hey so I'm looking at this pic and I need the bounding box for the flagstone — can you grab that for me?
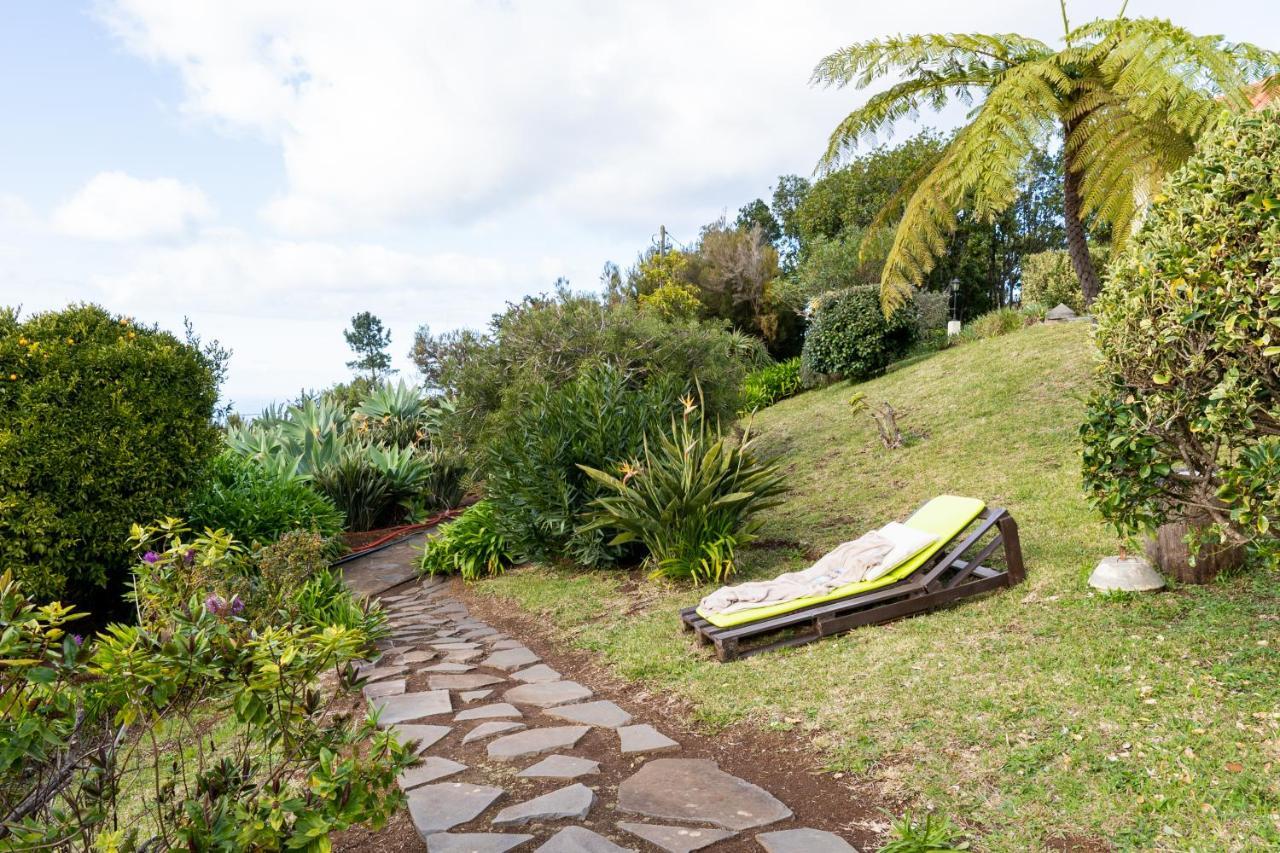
[535,827,634,852]
[482,647,540,671]
[517,754,600,780]
[462,721,527,744]
[406,782,504,835]
[616,759,791,831]
[755,828,858,852]
[617,724,678,754]
[545,700,631,728]
[424,833,534,853]
[502,680,592,708]
[429,674,506,691]
[616,823,735,853]
[390,724,451,753]
[492,783,594,826]
[398,756,468,789]
[460,689,494,703]
[424,662,476,674]
[511,664,561,684]
[363,678,406,700]
[373,691,452,725]
[455,703,521,721]
[487,725,590,760]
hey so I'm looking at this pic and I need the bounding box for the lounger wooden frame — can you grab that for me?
[680,507,1025,662]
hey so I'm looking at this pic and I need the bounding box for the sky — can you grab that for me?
[3,1,1279,413]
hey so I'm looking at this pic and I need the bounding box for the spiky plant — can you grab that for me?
[813,4,1280,312]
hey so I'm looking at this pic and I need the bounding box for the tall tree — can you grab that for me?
[813,12,1280,312]
[344,311,394,382]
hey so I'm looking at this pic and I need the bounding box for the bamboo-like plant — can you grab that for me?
[813,3,1280,312]
[579,397,786,584]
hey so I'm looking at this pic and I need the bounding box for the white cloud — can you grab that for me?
[53,171,214,241]
[100,0,1042,238]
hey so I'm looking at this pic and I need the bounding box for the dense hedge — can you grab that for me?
[1020,248,1107,314]
[1081,111,1280,562]
[800,285,916,383]
[0,304,221,600]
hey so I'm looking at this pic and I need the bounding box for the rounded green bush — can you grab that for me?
[800,285,916,382]
[0,304,221,601]
[1081,111,1280,562]
[1020,248,1106,314]
[186,452,345,547]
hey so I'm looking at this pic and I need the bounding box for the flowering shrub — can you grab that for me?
[0,550,410,848]
[0,304,221,601]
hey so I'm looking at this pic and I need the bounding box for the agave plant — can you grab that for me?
[579,399,787,584]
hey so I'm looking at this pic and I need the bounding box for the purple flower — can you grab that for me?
[229,595,245,616]
[71,634,83,647]
[142,551,159,564]
[204,594,226,615]
[183,549,195,565]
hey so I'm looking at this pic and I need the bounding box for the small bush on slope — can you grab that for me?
[800,285,916,384]
[420,500,514,581]
[740,357,803,412]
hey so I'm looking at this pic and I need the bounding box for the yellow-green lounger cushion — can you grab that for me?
[696,495,986,628]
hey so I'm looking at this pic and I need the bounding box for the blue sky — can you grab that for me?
[3,1,1278,412]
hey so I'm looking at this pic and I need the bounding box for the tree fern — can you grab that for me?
[815,14,1280,314]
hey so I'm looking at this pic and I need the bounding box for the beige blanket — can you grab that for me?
[698,522,938,616]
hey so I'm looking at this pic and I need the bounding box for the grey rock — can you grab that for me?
[492,783,594,826]
[617,724,679,754]
[460,627,500,640]
[617,759,791,830]
[425,833,533,853]
[358,663,407,683]
[517,754,600,780]
[398,756,468,789]
[434,642,481,651]
[363,678,406,700]
[424,662,477,673]
[455,703,522,721]
[491,639,524,650]
[444,649,485,663]
[401,650,437,664]
[546,700,631,729]
[512,664,562,684]
[429,674,506,691]
[1088,555,1166,592]
[482,647,540,671]
[535,827,634,853]
[461,689,494,703]
[502,680,593,708]
[462,721,527,744]
[617,823,736,853]
[1045,302,1078,321]
[374,691,452,725]
[487,725,590,760]
[755,828,858,852]
[406,782,504,835]
[390,724,452,753]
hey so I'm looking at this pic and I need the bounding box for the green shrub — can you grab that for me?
[740,357,803,412]
[0,304,222,601]
[800,285,916,383]
[1020,248,1107,314]
[420,500,514,580]
[1081,111,1280,564]
[637,281,703,321]
[411,289,755,433]
[186,452,345,546]
[293,566,389,639]
[580,403,785,584]
[251,529,330,618]
[913,289,951,337]
[965,307,1026,340]
[485,365,682,567]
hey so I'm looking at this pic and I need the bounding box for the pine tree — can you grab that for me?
[344,311,395,382]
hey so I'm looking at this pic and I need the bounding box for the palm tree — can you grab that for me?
[813,6,1280,312]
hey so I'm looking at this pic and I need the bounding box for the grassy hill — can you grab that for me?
[478,322,1280,850]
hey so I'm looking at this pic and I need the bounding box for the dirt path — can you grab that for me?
[335,565,883,852]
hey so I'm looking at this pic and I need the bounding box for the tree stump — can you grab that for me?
[1144,513,1244,584]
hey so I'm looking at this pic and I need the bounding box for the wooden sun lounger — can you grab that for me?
[679,507,1025,662]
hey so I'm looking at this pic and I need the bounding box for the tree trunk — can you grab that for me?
[1061,123,1102,307]
[1144,512,1245,584]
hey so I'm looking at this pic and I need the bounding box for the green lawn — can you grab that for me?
[477,322,1280,851]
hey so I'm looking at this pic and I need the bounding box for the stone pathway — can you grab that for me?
[359,574,860,852]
